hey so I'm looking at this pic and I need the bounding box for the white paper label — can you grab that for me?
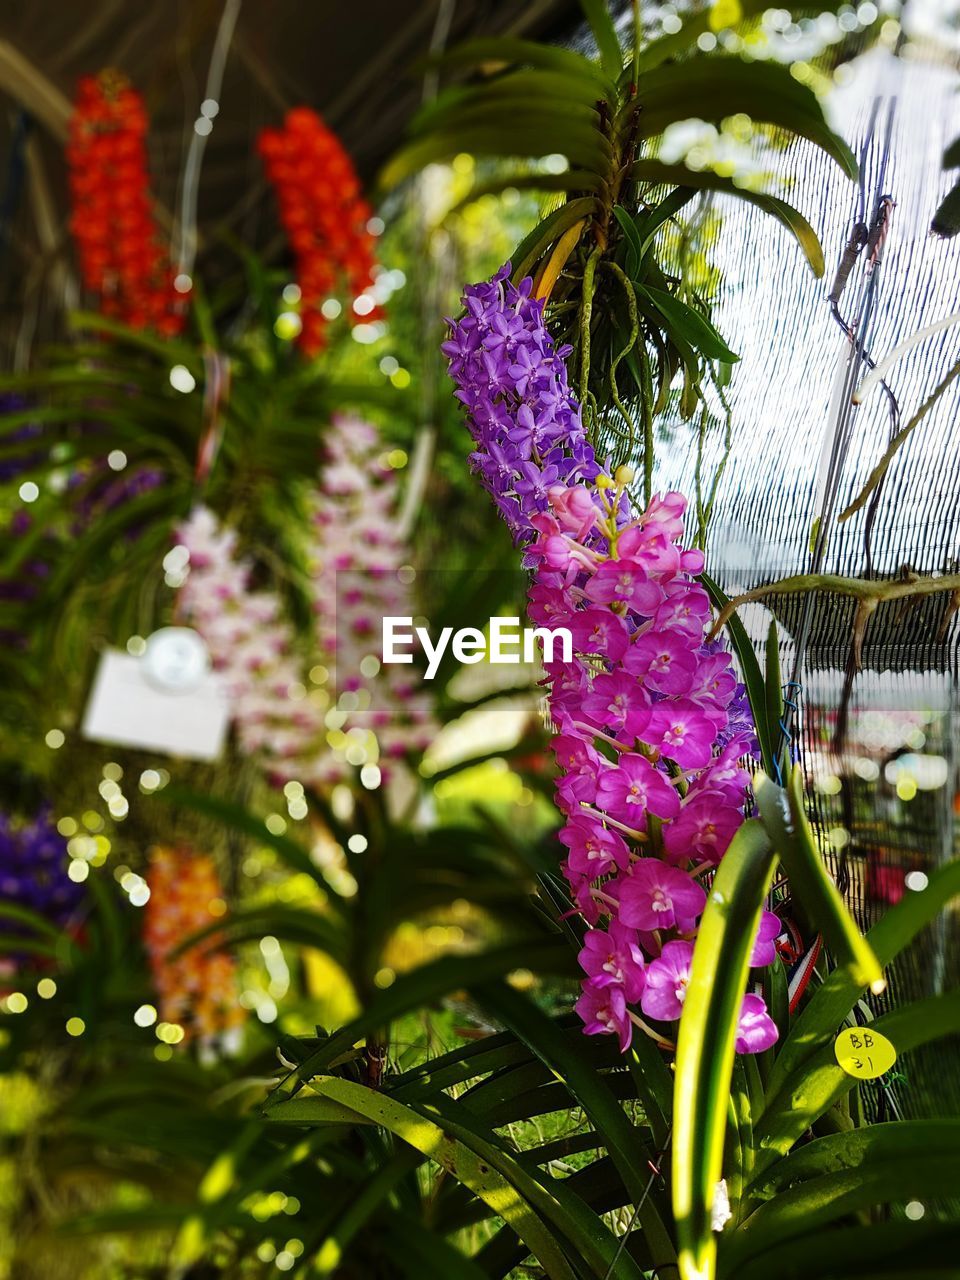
[82,648,230,761]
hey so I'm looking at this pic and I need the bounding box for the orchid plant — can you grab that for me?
[444,263,774,1061]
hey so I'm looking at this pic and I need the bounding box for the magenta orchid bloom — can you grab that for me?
[640,940,695,1021]
[569,607,631,660]
[735,992,779,1053]
[575,977,633,1052]
[547,483,600,538]
[622,630,698,696]
[551,734,603,802]
[750,910,783,967]
[596,752,682,824]
[578,922,646,1002]
[644,698,718,769]
[662,796,744,866]
[653,582,713,637]
[617,524,682,575]
[559,814,630,877]
[583,559,664,613]
[582,671,652,742]
[617,860,707,932]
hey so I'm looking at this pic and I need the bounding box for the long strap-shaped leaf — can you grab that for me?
[265,937,573,1102]
[755,767,883,991]
[631,161,825,277]
[700,573,775,775]
[747,1119,960,1197]
[723,1123,960,1274]
[378,1205,493,1280]
[633,57,856,178]
[672,819,775,1280]
[722,1220,960,1280]
[269,1078,647,1280]
[428,36,616,96]
[473,980,679,1277]
[578,0,623,81]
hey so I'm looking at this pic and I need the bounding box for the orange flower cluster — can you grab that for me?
[66,71,186,335]
[258,107,382,355]
[143,846,244,1045]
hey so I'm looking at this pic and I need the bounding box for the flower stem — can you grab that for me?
[629,1010,675,1049]
[579,805,648,842]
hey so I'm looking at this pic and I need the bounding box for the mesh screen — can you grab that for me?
[642,47,960,1119]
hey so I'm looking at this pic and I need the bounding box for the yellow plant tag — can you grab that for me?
[834,1027,897,1079]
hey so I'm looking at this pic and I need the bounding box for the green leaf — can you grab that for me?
[270,1076,647,1279]
[725,1121,960,1272]
[672,819,775,1280]
[701,572,775,774]
[638,285,739,362]
[763,620,784,780]
[266,937,574,1101]
[748,1120,960,1198]
[633,1,849,78]
[635,185,698,254]
[67,310,202,368]
[634,57,857,179]
[510,197,599,282]
[721,1221,960,1280]
[393,1028,534,1099]
[379,1208,493,1280]
[430,36,616,96]
[311,1150,422,1276]
[381,124,609,189]
[613,204,645,277]
[447,169,603,212]
[170,904,348,967]
[416,92,604,138]
[269,1087,577,1280]
[578,0,623,81]
[636,161,826,276]
[755,767,883,992]
[148,787,338,900]
[413,68,605,128]
[932,178,960,238]
[626,1021,674,1148]
[0,901,83,952]
[472,981,678,1273]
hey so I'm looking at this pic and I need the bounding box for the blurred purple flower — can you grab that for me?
[0,809,84,939]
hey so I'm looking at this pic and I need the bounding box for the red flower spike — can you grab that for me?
[66,70,187,335]
[258,107,383,356]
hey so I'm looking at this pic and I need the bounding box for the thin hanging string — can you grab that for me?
[397,0,458,539]
[172,0,242,292]
[777,98,898,771]
[601,1125,672,1280]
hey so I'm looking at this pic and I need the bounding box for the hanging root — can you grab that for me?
[600,259,641,468]
[578,244,602,418]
